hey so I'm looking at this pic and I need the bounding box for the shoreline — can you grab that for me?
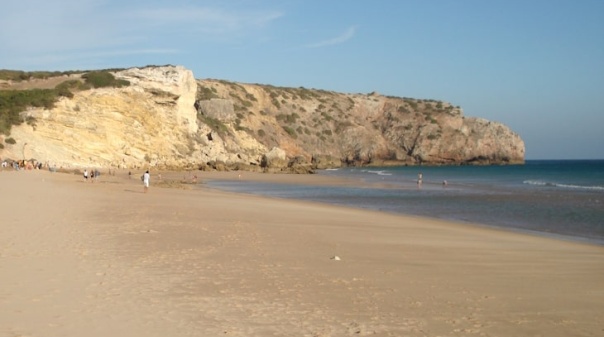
[2,169,603,336]
[195,170,604,248]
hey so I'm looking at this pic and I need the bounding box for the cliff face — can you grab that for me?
[3,66,201,169]
[195,80,525,169]
[0,66,524,171]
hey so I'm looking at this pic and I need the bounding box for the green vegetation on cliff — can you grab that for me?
[0,89,56,135]
[0,70,79,82]
[0,71,130,138]
[81,71,130,89]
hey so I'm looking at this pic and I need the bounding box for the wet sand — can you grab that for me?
[1,169,603,336]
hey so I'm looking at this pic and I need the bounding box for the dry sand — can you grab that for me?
[1,169,603,337]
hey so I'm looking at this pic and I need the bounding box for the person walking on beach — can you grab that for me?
[143,170,150,193]
[83,169,88,182]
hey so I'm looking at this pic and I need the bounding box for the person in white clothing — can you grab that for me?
[143,170,150,193]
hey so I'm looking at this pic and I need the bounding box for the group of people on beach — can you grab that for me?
[127,170,151,193]
[83,169,102,182]
[87,168,150,193]
[1,158,55,171]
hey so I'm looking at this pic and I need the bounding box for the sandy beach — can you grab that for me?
[1,169,603,337]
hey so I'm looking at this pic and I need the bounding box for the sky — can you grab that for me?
[1,0,602,159]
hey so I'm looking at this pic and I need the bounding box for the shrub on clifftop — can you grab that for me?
[0,89,57,134]
[82,71,130,88]
[0,70,130,136]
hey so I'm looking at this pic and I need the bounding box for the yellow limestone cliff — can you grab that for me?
[1,65,524,171]
[5,66,206,169]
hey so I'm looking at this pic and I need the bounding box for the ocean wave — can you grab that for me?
[366,170,392,176]
[523,180,604,191]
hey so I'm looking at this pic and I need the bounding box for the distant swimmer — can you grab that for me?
[442,180,448,187]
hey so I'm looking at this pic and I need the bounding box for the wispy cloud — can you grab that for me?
[0,0,113,53]
[130,6,283,36]
[13,48,181,71]
[305,26,356,49]
[0,0,282,69]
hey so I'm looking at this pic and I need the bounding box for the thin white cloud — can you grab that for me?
[305,26,356,49]
[132,6,283,35]
[13,48,181,70]
[0,0,282,69]
[0,0,113,53]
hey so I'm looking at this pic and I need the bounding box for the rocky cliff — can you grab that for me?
[0,65,525,172]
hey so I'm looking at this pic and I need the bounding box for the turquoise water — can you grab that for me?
[205,160,604,245]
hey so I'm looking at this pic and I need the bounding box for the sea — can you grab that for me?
[205,160,604,246]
